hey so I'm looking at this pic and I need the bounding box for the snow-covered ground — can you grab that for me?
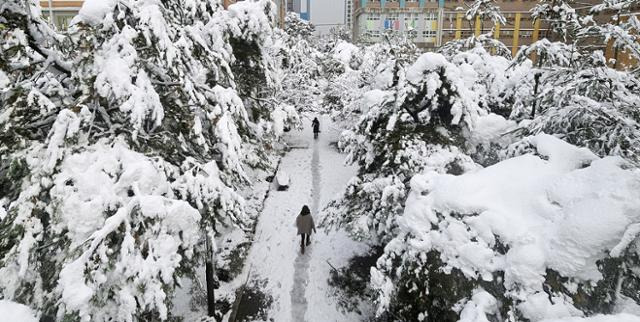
[236,115,371,321]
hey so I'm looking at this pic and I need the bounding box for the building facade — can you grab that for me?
[351,0,639,59]
[40,0,305,30]
[39,0,82,30]
[345,0,354,30]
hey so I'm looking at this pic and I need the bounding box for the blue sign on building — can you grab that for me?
[300,12,309,20]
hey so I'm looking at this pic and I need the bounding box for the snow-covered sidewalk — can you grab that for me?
[236,116,370,321]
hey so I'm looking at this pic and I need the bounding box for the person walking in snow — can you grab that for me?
[312,117,320,139]
[296,205,316,254]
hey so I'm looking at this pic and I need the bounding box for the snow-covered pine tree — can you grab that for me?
[0,0,284,320]
[274,13,322,114]
[0,2,72,317]
[524,50,640,164]
[324,51,480,242]
[325,37,419,127]
[530,0,581,42]
[225,0,281,124]
[324,50,488,320]
[0,0,71,198]
[465,0,507,33]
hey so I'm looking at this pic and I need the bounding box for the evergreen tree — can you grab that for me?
[324,51,481,242]
[0,0,285,320]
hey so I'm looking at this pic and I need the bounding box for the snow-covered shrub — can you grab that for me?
[371,134,640,321]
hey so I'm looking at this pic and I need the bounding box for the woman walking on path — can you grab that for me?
[312,117,320,139]
[296,205,316,254]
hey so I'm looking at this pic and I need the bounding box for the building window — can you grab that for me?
[384,14,400,30]
[424,11,437,21]
[422,30,437,37]
[42,11,78,30]
[405,13,418,30]
[366,14,380,30]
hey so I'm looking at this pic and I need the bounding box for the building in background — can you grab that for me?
[39,0,306,30]
[39,0,82,30]
[287,0,311,20]
[352,0,444,48]
[351,0,639,60]
[345,0,353,31]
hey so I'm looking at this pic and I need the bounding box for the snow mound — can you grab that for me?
[390,133,640,319]
[0,300,38,322]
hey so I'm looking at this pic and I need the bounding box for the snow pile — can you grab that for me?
[373,133,640,320]
[0,300,38,322]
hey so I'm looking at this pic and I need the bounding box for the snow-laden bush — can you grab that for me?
[372,134,640,321]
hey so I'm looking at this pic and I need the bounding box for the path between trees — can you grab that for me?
[235,116,372,321]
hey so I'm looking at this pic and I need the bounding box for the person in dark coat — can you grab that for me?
[296,205,316,254]
[312,117,320,139]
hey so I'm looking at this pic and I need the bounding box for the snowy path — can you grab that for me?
[237,117,372,322]
[290,135,320,321]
